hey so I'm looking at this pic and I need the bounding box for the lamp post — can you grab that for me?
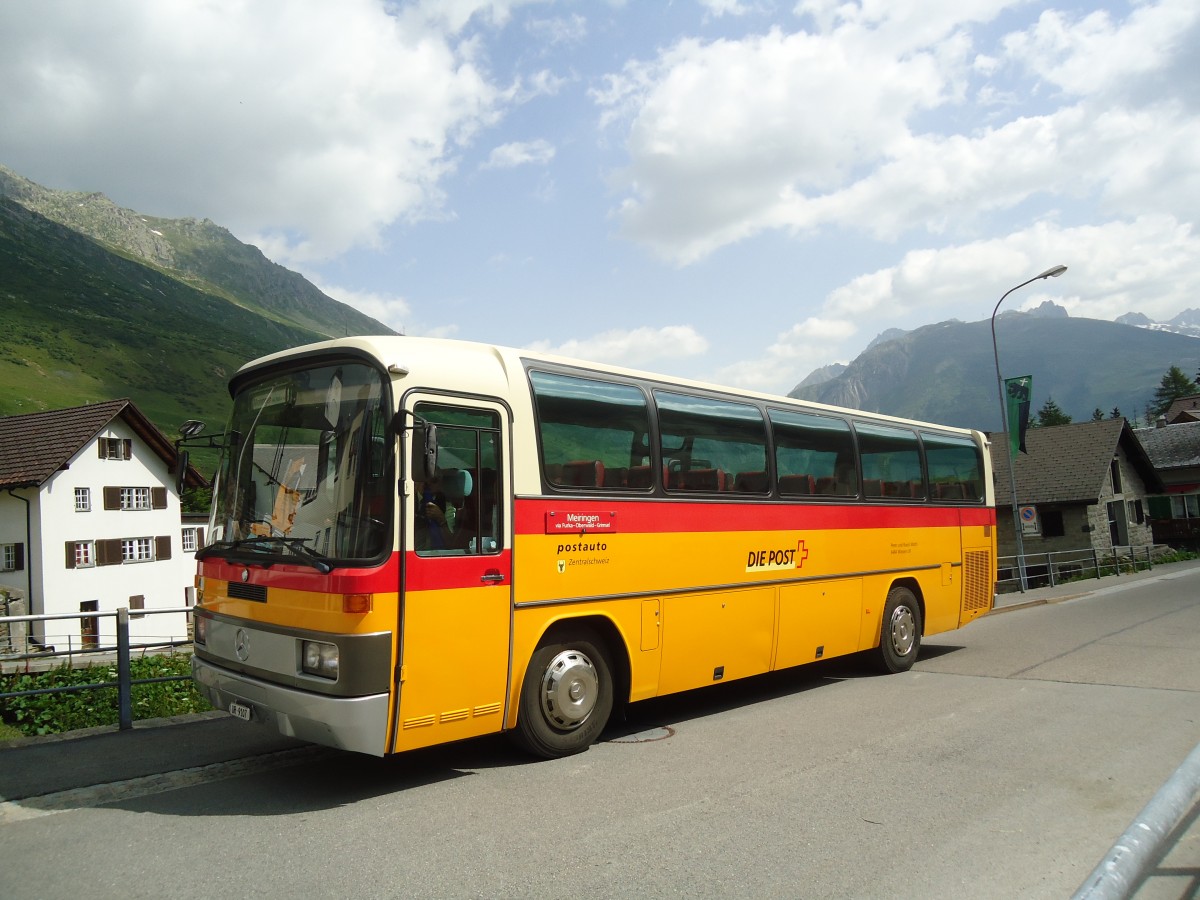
[991,265,1067,592]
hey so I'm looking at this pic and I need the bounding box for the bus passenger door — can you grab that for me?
[392,396,512,753]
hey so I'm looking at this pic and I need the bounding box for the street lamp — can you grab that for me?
[991,264,1068,592]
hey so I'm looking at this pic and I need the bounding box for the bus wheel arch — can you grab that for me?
[874,580,924,674]
[511,616,627,759]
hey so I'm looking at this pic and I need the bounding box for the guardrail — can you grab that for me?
[1072,740,1200,899]
[996,545,1165,594]
[0,606,192,731]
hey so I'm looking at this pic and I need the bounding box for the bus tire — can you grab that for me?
[513,631,614,759]
[875,585,921,674]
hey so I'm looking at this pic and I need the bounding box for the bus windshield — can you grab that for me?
[205,360,393,566]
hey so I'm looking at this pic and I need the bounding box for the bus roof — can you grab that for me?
[232,334,986,441]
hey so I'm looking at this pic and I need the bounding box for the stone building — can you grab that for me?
[1134,418,1200,550]
[988,419,1161,569]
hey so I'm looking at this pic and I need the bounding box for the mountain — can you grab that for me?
[0,165,397,439]
[789,314,1200,431]
[1116,308,1200,339]
[0,165,392,338]
[792,362,847,392]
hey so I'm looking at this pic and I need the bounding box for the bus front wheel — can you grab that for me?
[513,631,614,759]
[875,586,921,674]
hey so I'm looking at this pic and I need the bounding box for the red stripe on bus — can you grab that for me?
[515,498,995,534]
[200,556,400,593]
[403,550,514,592]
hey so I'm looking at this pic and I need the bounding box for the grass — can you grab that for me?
[0,654,212,737]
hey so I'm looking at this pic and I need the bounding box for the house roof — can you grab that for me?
[0,399,206,490]
[1164,394,1200,425]
[989,418,1162,506]
[1134,420,1200,469]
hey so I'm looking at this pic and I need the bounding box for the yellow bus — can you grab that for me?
[191,336,995,758]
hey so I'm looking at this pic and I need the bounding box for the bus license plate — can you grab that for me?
[229,700,252,722]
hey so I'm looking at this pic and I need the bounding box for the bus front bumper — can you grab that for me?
[192,656,390,757]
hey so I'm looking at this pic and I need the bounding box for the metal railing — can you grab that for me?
[1072,740,1200,899]
[996,545,1167,594]
[0,606,193,731]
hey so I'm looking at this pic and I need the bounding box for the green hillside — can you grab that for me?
[0,164,401,450]
[0,195,322,434]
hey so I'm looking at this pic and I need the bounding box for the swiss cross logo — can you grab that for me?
[745,537,811,573]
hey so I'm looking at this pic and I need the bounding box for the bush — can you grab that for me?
[0,653,211,737]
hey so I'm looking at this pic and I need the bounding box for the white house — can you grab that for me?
[0,399,206,652]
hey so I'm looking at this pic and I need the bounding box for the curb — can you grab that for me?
[0,710,225,750]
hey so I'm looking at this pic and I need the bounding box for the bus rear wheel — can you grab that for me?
[513,631,613,759]
[875,586,921,674]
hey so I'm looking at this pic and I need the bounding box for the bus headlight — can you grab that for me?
[194,615,208,646]
[301,640,339,680]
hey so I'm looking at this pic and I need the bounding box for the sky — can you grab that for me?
[1,0,1198,396]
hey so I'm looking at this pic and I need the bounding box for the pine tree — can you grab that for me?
[1036,396,1072,427]
[1151,365,1199,417]
[1109,407,1122,420]
[1091,408,1104,421]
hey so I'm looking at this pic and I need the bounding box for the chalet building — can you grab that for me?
[1161,394,1200,425]
[1134,419,1200,550]
[0,399,205,651]
[988,419,1161,567]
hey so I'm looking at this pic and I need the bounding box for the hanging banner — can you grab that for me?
[1005,375,1032,456]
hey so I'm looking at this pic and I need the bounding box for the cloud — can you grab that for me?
[1003,0,1199,99]
[724,214,1200,394]
[698,0,750,17]
[0,0,522,265]
[481,139,556,170]
[594,1,1199,265]
[309,278,413,334]
[821,216,1200,326]
[526,325,710,369]
[526,13,588,47]
[717,317,858,393]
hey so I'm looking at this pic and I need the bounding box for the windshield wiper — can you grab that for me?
[269,537,333,574]
[195,538,273,563]
[195,536,332,573]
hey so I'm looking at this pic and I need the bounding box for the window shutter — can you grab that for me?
[98,440,106,459]
[152,487,168,509]
[156,535,172,561]
[196,527,206,548]
[122,439,132,460]
[66,542,77,570]
[97,539,122,567]
[103,487,121,510]
[13,544,23,571]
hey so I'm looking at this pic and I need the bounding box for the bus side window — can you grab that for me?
[769,409,856,498]
[412,404,503,555]
[530,371,651,492]
[656,391,766,494]
[857,423,923,501]
[922,431,984,502]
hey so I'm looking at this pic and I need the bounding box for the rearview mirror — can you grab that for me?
[412,422,438,482]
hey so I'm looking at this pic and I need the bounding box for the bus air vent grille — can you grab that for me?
[228,582,268,603]
[963,551,992,613]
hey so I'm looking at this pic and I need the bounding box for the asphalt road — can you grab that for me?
[2,562,1199,899]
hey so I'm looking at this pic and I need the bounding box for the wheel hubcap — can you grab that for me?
[889,605,916,656]
[540,649,599,730]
